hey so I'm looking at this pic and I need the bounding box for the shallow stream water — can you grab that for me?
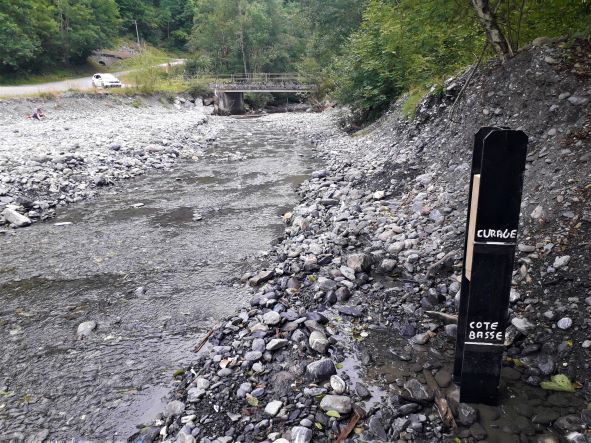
[0,116,316,441]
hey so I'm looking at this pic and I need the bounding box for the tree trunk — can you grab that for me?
[238,2,248,74]
[471,0,513,62]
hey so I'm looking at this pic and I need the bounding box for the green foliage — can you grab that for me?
[2,0,590,113]
[332,0,484,115]
[116,0,195,49]
[190,0,308,74]
[54,0,121,63]
[0,0,58,71]
[332,0,591,117]
[185,78,211,97]
[0,0,120,74]
[402,88,428,120]
[244,91,273,109]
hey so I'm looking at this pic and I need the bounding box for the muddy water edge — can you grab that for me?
[0,114,319,441]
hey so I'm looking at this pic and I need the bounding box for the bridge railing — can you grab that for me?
[208,73,306,83]
[193,72,317,92]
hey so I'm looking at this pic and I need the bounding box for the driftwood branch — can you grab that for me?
[423,369,457,430]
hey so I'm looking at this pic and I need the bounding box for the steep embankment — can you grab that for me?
[135,39,590,443]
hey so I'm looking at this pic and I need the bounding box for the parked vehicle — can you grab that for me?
[92,73,122,88]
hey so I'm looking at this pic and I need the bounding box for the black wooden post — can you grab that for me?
[453,127,528,405]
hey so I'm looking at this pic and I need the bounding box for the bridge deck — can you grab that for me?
[207,73,316,93]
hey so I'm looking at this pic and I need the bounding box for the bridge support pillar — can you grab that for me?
[216,91,244,115]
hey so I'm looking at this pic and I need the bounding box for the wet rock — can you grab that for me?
[469,422,487,440]
[553,415,584,432]
[336,287,351,302]
[355,382,371,399]
[306,358,336,381]
[565,433,588,443]
[368,415,388,440]
[2,208,31,227]
[319,395,352,414]
[532,408,560,425]
[403,379,433,402]
[457,403,478,426]
[76,320,97,338]
[434,369,452,388]
[537,354,556,375]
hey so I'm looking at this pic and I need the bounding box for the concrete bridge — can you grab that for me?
[208,73,316,114]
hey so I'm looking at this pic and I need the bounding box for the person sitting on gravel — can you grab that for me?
[30,108,46,120]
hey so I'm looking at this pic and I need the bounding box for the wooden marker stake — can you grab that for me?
[453,128,528,405]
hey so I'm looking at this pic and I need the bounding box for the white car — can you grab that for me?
[92,73,122,88]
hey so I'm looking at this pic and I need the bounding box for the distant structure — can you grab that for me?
[208,73,316,114]
[89,49,135,67]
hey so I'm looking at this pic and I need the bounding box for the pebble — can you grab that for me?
[330,375,347,394]
[264,400,283,417]
[263,311,282,325]
[308,330,329,354]
[511,317,535,334]
[76,321,97,338]
[306,358,336,381]
[1,208,31,227]
[291,426,312,443]
[553,255,571,269]
[319,395,352,414]
[567,95,589,106]
[266,338,289,351]
[165,400,185,417]
[403,379,433,402]
[557,317,573,330]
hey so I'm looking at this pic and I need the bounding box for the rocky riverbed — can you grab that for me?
[129,40,590,443]
[0,98,335,441]
[0,94,219,227]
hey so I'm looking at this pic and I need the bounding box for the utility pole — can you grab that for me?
[133,20,140,47]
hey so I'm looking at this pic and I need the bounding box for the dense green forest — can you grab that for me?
[1,0,590,114]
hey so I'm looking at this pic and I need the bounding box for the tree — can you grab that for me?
[53,0,120,63]
[0,0,58,72]
[190,0,305,74]
[471,0,513,61]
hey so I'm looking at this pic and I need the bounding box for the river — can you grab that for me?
[0,115,317,441]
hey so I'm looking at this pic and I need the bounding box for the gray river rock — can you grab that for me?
[0,114,319,440]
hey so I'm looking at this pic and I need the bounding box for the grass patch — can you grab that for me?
[401,87,429,120]
[110,47,178,72]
